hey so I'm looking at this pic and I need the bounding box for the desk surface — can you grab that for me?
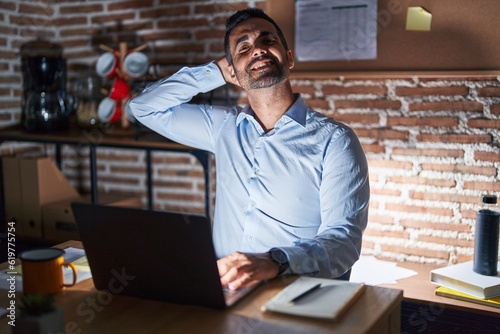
[380,261,500,317]
[0,241,403,334]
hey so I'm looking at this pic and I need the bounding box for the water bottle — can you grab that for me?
[473,194,500,276]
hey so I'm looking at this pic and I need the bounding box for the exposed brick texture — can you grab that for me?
[0,0,499,266]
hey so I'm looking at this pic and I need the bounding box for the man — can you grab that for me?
[129,8,369,290]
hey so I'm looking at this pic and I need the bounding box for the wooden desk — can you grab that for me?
[0,124,212,216]
[379,261,500,333]
[0,241,403,334]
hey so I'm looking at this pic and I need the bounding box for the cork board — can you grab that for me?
[266,0,500,72]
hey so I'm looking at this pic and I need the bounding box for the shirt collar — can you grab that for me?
[236,93,308,127]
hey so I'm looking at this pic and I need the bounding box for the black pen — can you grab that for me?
[287,283,322,305]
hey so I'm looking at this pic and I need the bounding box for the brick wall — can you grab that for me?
[291,75,500,265]
[0,0,499,265]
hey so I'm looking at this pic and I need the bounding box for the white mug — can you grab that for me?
[98,97,122,123]
[124,99,136,122]
[96,52,118,78]
[123,52,149,78]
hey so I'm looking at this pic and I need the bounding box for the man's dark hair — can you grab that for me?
[224,8,288,64]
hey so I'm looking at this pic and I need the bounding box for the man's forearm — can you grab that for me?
[128,61,226,141]
[129,62,226,118]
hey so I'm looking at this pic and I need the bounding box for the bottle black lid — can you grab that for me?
[482,194,498,204]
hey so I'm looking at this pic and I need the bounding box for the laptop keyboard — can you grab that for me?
[222,280,261,306]
[223,286,244,305]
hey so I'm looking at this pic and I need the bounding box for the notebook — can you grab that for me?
[71,203,260,309]
[261,277,365,320]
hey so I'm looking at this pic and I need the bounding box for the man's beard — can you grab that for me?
[235,55,288,90]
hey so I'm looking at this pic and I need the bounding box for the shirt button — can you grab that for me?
[247,235,252,241]
[255,169,261,176]
[252,201,257,208]
[206,69,211,75]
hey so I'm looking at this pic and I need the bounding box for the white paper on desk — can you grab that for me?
[63,247,86,263]
[295,0,377,61]
[54,247,93,288]
[0,247,92,292]
[350,256,417,285]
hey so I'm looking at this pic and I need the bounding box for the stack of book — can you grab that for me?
[430,260,500,308]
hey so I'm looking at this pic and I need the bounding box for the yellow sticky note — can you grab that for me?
[406,7,432,31]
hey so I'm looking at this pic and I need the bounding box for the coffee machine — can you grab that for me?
[20,39,69,131]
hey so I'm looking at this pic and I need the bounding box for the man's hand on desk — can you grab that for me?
[217,252,279,290]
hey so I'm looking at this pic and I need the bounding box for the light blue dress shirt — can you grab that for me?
[129,62,370,278]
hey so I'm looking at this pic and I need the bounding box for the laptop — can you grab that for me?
[71,203,260,309]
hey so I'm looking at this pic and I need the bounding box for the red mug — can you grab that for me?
[109,77,130,101]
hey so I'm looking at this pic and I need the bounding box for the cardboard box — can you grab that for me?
[2,156,23,226]
[2,156,79,239]
[42,193,142,242]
